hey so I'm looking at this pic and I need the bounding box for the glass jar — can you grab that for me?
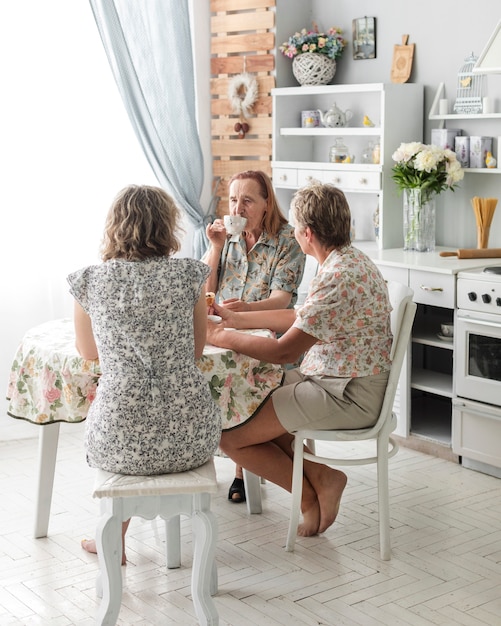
[372,142,381,164]
[329,138,350,163]
[361,141,375,164]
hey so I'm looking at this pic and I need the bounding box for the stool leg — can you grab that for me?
[95,503,123,626]
[34,422,60,538]
[166,515,181,568]
[191,494,218,625]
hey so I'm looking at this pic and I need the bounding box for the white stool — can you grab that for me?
[92,459,219,626]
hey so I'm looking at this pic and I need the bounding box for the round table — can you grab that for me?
[6,318,284,535]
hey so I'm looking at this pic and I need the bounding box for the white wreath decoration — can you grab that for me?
[228,72,258,119]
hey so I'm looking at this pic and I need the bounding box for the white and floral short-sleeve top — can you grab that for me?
[293,245,392,378]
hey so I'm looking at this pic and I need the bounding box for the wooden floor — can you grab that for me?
[1,423,501,625]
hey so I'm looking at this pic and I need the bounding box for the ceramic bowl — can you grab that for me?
[440,322,454,338]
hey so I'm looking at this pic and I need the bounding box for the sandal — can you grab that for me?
[228,477,246,503]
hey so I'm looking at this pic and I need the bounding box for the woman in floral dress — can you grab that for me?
[67,184,221,562]
[207,182,392,538]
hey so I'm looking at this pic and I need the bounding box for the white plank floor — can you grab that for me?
[1,422,501,625]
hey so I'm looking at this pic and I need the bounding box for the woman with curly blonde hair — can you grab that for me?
[68,185,221,563]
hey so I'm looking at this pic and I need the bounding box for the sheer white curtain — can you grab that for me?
[89,0,212,258]
[0,1,162,439]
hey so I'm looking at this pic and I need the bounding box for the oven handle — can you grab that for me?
[457,309,501,328]
[456,318,501,329]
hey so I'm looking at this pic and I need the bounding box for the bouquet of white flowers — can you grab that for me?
[391,142,464,198]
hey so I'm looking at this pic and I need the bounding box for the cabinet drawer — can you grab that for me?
[322,170,381,192]
[273,168,297,188]
[298,169,324,187]
[377,265,409,285]
[409,270,455,308]
[453,398,501,468]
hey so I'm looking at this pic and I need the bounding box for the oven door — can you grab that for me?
[455,310,501,406]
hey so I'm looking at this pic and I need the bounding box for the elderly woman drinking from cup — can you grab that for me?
[203,170,306,503]
[204,170,305,312]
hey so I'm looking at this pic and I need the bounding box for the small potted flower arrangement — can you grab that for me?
[279,23,347,86]
[391,142,464,251]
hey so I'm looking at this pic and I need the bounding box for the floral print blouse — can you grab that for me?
[294,245,392,378]
[214,224,305,307]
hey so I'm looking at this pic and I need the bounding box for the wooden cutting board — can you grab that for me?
[391,35,414,83]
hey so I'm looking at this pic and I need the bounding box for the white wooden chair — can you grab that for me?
[92,459,219,625]
[286,281,416,559]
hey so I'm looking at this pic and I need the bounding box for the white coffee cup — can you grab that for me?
[224,215,247,236]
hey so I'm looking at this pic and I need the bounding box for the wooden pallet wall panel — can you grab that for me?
[210,0,276,217]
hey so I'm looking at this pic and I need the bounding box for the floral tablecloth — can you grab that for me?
[6,318,284,430]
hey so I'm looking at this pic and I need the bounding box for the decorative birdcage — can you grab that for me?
[453,53,484,114]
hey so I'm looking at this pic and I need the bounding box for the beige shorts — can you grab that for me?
[271,369,390,432]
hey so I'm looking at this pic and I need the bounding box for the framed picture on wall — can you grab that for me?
[353,17,376,60]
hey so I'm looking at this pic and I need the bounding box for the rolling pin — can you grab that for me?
[439,248,501,259]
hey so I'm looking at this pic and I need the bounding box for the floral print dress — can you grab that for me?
[67,257,221,476]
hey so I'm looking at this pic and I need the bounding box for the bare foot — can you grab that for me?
[81,538,126,566]
[297,497,321,537]
[317,468,347,534]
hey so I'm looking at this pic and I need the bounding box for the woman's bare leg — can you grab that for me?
[221,400,346,536]
[272,433,347,535]
[81,518,130,565]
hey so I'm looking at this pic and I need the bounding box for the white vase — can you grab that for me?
[292,53,336,86]
[403,188,436,252]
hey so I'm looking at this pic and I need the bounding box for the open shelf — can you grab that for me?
[410,392,452,444]
[411,368,453,397]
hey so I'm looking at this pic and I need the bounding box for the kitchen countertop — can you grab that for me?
[365,245,501,274]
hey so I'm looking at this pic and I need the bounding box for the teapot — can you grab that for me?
[317,102,353,128]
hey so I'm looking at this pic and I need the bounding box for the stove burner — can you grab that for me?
[483,266,501,275]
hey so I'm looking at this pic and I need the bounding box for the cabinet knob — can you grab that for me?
[359,177,367,185]
[279,174,287,182]
[332,177,341,184]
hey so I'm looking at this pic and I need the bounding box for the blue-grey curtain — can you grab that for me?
[88,0,211,257]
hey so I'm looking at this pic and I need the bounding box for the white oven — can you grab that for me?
[455,309,501,406]
[453,267,501,474]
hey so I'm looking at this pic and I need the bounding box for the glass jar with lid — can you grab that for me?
[329,138,350,163]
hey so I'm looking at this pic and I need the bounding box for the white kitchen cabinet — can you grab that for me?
[373,249,499,456]
[272,83,423,249]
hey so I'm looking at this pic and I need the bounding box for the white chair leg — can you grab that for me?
[166,515,181,568]
[243,469,262,514]
[286,435,305,552]
[95,506,123,625]
[191,494,219,626]
[34,422,60,538]
[377,436,391,561]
